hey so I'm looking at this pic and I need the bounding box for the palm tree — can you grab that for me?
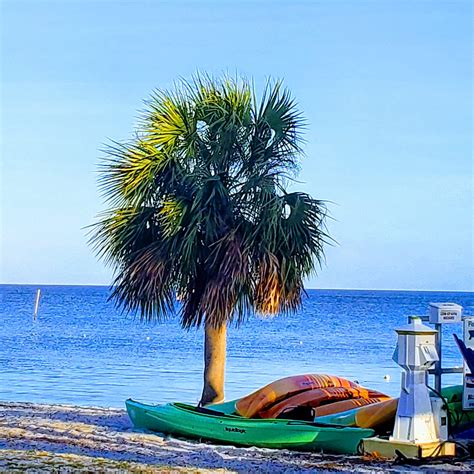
[91,75,330,406]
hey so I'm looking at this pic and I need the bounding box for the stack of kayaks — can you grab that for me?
[235,374,390,419]
[126,374,474,455]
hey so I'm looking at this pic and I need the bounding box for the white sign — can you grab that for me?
[429,303,463,324]
[462,317,474,410]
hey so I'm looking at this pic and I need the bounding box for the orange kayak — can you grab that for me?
[314,397,387,417]
[236,374,389,419]
[316,397,398,430]
[260,386,390,419]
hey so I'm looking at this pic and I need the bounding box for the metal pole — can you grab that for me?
[435,322,442,393]
[33,289,41,320]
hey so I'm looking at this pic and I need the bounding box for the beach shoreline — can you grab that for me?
[0,400,473,473]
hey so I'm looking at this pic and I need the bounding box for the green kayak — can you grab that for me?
[126,399,374,454]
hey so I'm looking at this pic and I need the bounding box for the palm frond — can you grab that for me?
[89,206,157,267]
[110,243,175,321]
[142,89,195,153]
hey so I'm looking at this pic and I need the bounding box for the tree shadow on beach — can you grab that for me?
[0,401,132,430]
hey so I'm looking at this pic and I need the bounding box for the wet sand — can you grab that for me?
[0,401,472,472]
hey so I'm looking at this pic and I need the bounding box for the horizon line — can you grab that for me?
[0,282,472,293]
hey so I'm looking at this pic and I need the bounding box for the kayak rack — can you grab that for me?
[409,315,463,393]
[408,306,473,393]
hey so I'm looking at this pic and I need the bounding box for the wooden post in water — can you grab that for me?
[33,289,41,319]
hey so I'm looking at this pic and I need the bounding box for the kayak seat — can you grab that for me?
[277,405,316,421]
[195,406,227,417]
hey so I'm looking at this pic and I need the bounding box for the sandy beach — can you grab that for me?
[0,400,472,473]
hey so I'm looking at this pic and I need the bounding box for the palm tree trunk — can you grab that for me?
[199,322,226,406]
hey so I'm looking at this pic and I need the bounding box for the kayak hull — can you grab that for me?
[126,399,374,454]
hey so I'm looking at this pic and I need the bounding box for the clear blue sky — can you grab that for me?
[1,1,472,291]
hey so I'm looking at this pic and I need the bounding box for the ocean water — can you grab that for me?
[1,285,473,408]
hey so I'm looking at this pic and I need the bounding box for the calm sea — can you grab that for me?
[1,285,473,408]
